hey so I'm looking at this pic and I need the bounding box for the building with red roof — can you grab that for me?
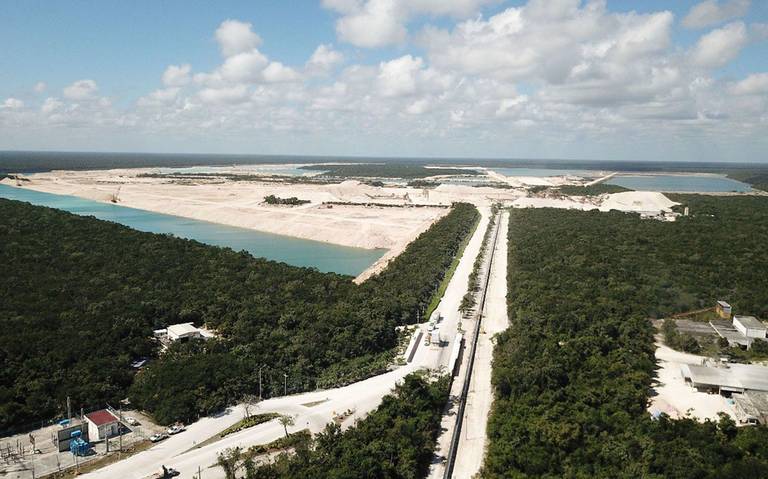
[84,409,119,441]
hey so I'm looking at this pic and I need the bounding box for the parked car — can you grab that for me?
[124,416,139,426]
[166,425,186,435]
[149,433,168,443]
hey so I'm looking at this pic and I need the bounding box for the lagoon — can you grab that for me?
[489,167,752,192]
[607,175,752,193]
[491,167,602,177]
[0,184,385,276]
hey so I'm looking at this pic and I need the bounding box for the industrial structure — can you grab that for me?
[716,300,732,319]
[733,392,768,426]
[55,420,90,453]
[677,311,768,350]
[84,409,120,441]
[68,430,90,456]
[681,362,768,396]
[733,315,767,339]
[153,322,215,343]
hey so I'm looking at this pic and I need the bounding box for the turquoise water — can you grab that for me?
[607,175,752,192]
[491,167,752,192]
[0,184,385,276]
[491,167,601,177]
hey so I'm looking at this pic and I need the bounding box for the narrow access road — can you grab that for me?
[584,172,617,186]
[83,207,491,479]
[452,211,509,478]
[428,209,502,479]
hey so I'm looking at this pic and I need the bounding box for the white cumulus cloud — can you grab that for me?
[198,85,249,104]
[323,0,494,48]
[218,50,270,83]
[306,44,345,75]
[378,55,424,97]
[691,21,748,69]
[729,73,768,95]
[263,62,300,83]
[215,20,262,57]
[63,79,98,100]
[41,97,63,114]
[162,64,192,87]
[682,0,751,29]
[2,98,24,109]
[138,87,181,107]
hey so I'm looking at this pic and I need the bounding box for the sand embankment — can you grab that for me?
[3,168,534,281]
[512,191,679,215]
[1,171,456,252]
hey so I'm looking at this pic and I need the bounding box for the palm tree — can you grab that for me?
[278,414,295,438]
[216,447,241,479]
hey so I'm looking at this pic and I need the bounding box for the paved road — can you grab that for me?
[452,211,509,478]
[83,207,491,479]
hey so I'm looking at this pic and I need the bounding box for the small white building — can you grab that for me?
[734,316,767,339]
[154,322,215,342]
[167,322,202,341]
[84,409,119,441]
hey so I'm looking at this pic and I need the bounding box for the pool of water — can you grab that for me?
[0,184,384,276]
[490,166,752,192]
[491,167,602,177]
[607,175,752,193]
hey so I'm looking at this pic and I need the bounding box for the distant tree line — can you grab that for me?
[300,163,480,179]
[484,195,768,478]
[726,171,768,192]
[0,199,477,430]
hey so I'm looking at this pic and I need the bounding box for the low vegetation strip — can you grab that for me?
[221,413,279,437]
[460,205,499,314]
[484,196,768,477]
[300,163,480,179]
[0,199,477,430]
[263,195,309,206]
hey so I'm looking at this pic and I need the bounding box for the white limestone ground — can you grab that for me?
[649,342,735,421]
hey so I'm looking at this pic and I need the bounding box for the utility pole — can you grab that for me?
[67,397,71,422]
[259,366,264,401]
[283,373,288,396]
[118,409,123,457]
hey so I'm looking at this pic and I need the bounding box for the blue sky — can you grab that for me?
[1,0,767,161]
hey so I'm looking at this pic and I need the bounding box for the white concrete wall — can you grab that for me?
[734,319,767,339]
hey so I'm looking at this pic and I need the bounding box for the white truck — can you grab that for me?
[429,328,441,346]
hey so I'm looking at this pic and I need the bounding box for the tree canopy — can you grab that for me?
[250,372,449,479]
[0,198,477,430]
[484,195,768,478]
